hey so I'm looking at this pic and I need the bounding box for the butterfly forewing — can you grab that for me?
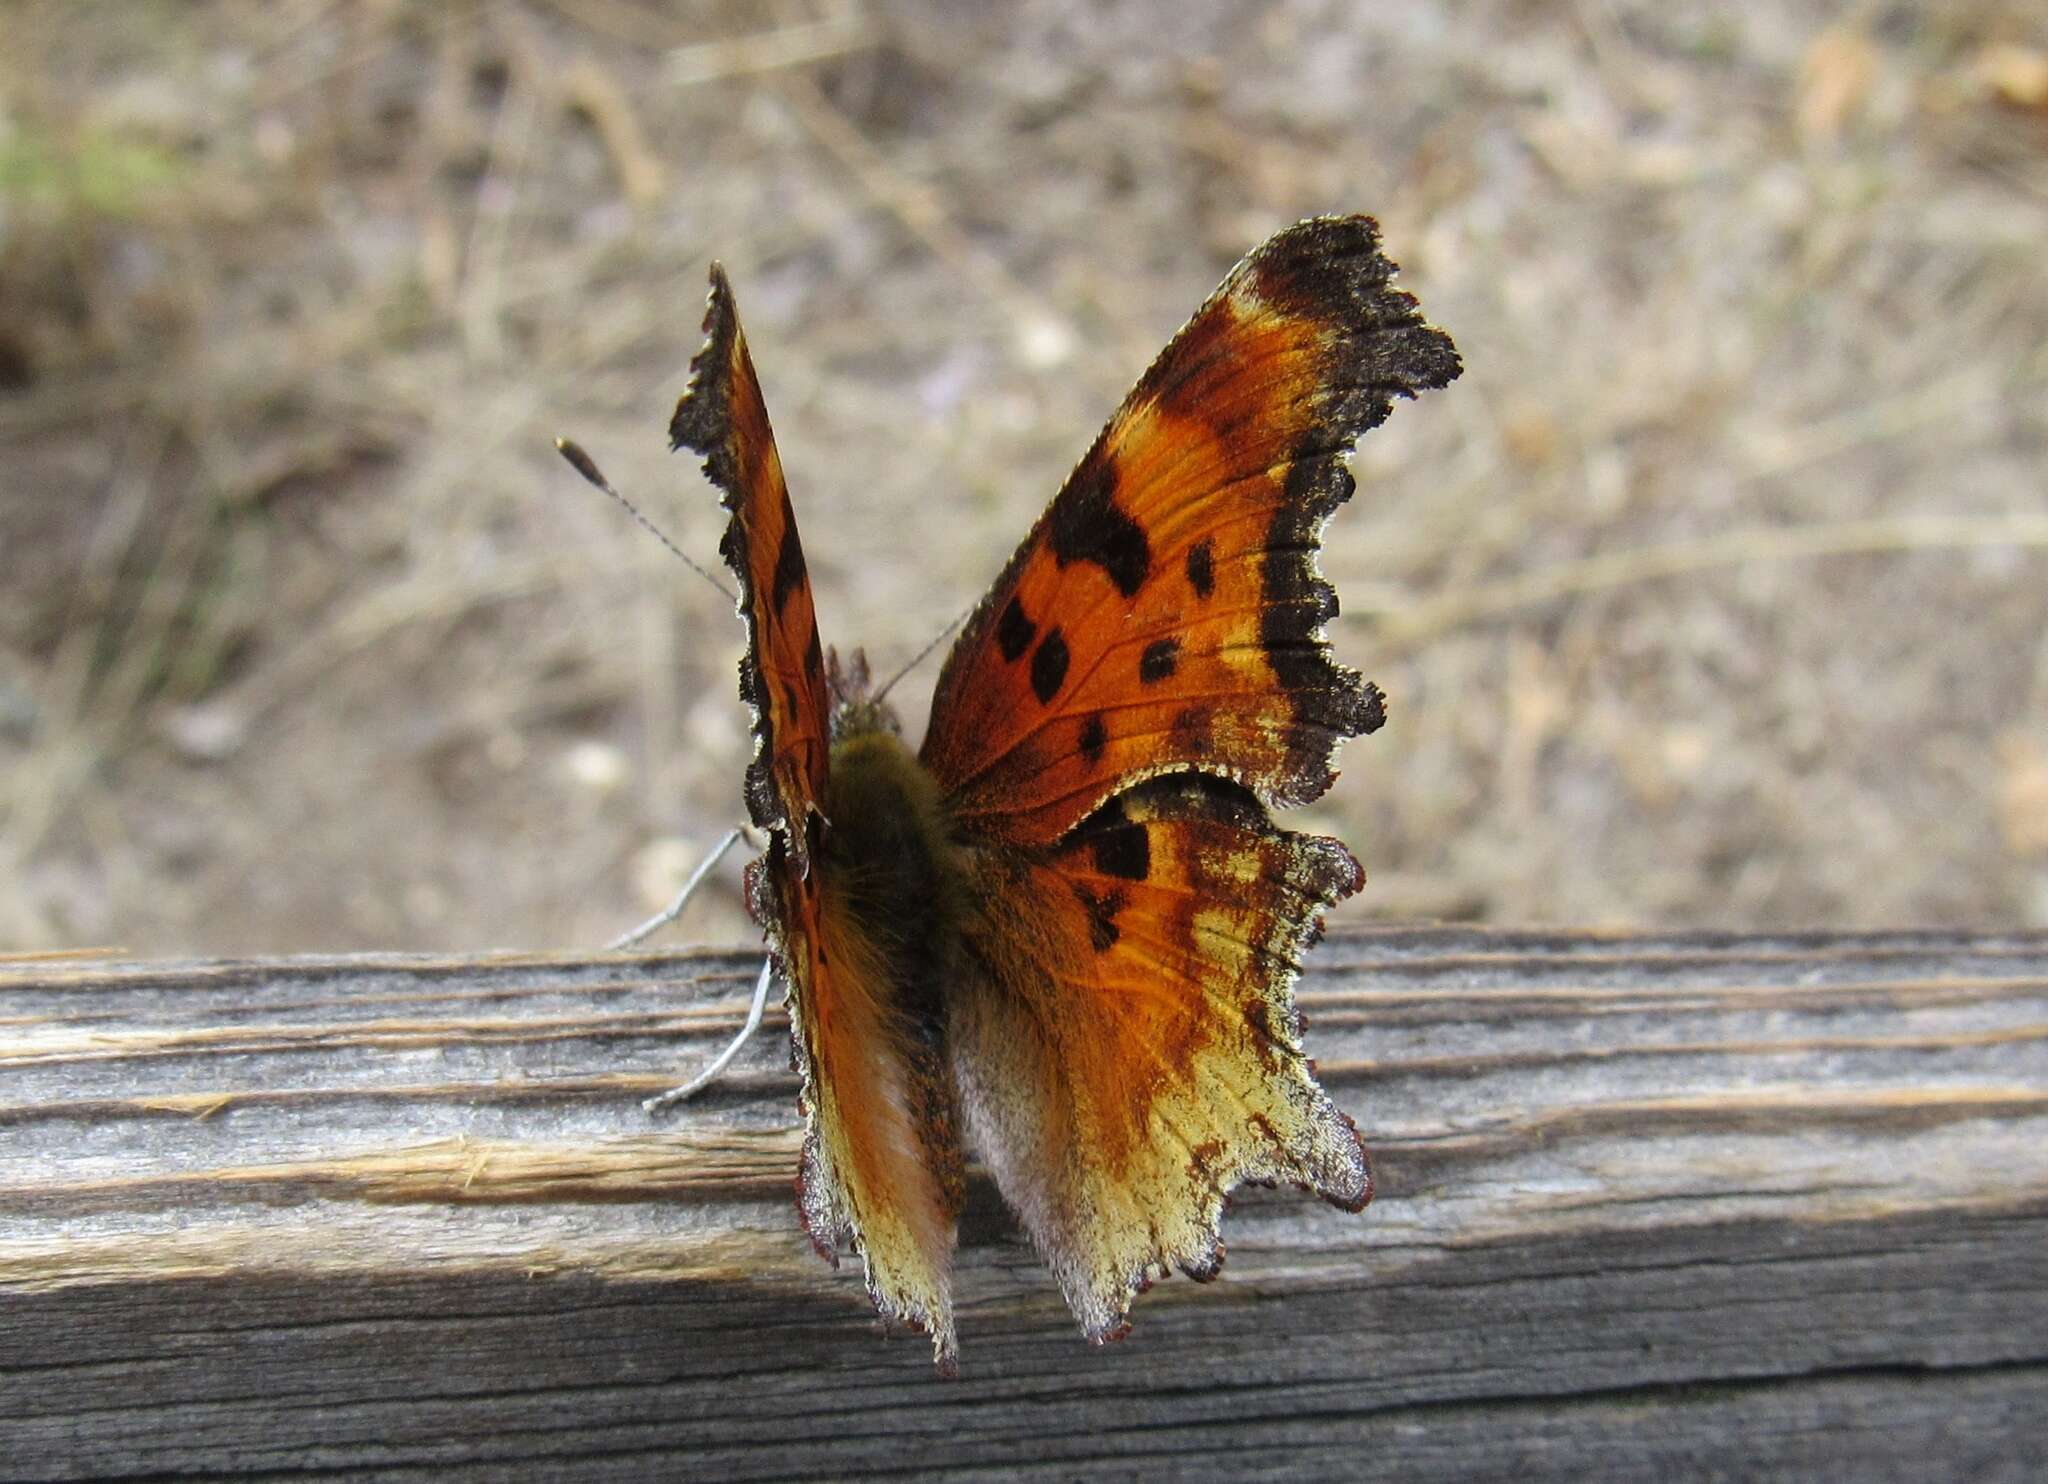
[669,265,831,868]
[919,216,1461,846]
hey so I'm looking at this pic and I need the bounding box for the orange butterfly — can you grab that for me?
[667,216,1459,1373]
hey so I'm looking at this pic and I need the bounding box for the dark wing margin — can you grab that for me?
[669,264,830,873]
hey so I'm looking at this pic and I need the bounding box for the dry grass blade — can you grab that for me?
[662,9,877,86]
[561,57,666,207]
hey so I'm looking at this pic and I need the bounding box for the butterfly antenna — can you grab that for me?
[873,604,973,705]
[555,436,737,606]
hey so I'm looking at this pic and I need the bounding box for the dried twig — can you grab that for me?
[561,57,666,207]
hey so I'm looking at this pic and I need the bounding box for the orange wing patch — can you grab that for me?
[670,265,829,873]
[948,774,1370,1341]
[672,269,963,1369]
[920,216,1461,845]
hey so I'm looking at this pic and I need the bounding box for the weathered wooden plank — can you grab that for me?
[3,926,2045,1481]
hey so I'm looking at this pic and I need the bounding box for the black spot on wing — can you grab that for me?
[771,521,805,615]
[1078,713,1107,764]
[1138,638,1180,685]
[1048,456,1150,599]
[1071,882,1127,953]
[1030,627,1070,705]
[1087,822,1151,882]
[995,596,1035,663]
[1186,539,1215,599]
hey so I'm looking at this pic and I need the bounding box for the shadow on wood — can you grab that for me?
[3,927,2045,1479]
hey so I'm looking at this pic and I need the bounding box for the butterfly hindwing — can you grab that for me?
[762,843,962,1370]
[948,774,1371,1340]
[920,215,1462,845]
[672,268,963,1369]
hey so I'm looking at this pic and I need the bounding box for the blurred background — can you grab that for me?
[2,0,2044,955]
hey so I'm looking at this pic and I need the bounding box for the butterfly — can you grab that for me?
[667,215,1460,1374]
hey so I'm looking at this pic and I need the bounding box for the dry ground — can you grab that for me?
[2,0,2045,955]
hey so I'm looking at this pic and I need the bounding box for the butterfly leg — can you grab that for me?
[605,827,745,951]
[643,955,774,1114]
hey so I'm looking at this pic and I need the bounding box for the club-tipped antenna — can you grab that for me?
[872,603,973,706]
[555,436,736,605]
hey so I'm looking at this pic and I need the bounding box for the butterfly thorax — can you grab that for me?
[820,642,947,934]
[821,724,961,1017]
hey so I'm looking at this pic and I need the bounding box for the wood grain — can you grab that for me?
[4,926,2045,1481]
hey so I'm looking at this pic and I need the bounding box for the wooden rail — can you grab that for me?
[4,927,2045,1479]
